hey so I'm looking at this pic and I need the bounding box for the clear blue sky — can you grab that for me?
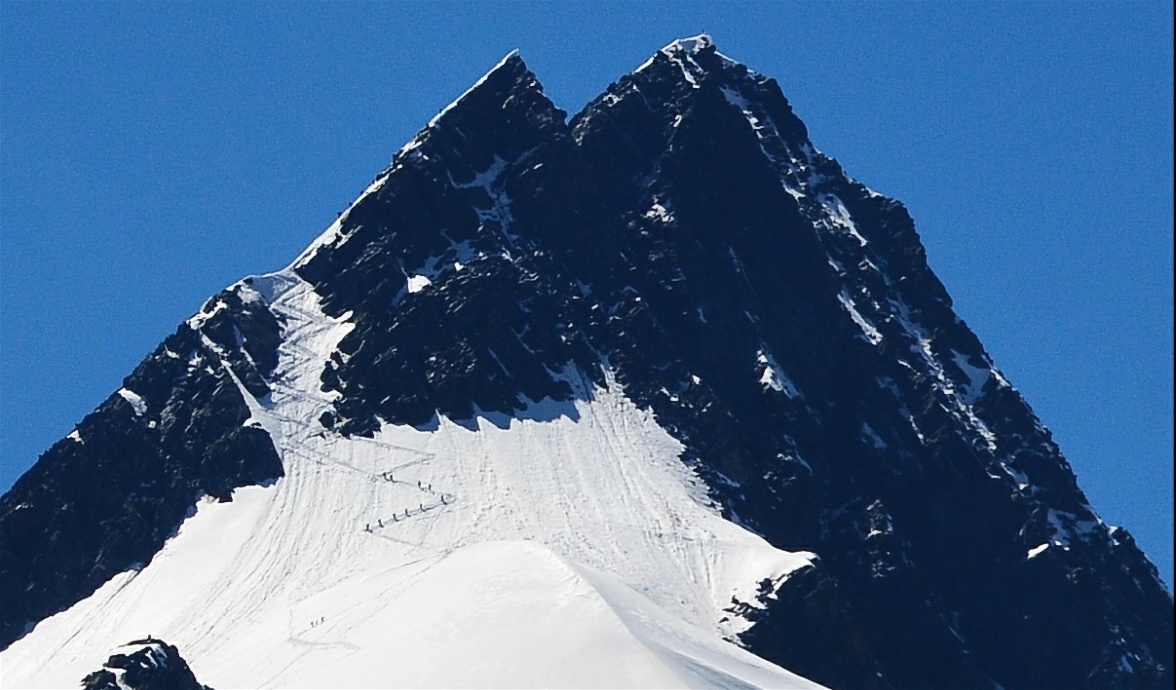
[2,2,1171,588]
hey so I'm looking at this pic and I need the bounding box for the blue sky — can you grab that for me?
[1,2,1171,588]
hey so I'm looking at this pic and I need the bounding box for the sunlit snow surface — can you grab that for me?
[1,270,823,689]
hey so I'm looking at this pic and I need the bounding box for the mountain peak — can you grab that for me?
[663,33,714,54]
[425,49,534,130]
[3,35,1172,690]
[652,33,742,74]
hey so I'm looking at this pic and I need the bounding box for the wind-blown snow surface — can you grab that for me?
[2,271,823,689]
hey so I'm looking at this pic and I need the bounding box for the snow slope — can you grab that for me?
[1,271,824,689]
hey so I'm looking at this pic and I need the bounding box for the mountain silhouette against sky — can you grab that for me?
[2,36,1171,690]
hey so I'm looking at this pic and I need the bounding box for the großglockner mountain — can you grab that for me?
[1,36,1171,689]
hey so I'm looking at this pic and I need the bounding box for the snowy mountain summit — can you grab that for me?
[2,36,1172,690]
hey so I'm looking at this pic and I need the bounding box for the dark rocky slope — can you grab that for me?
[0,285,283,649]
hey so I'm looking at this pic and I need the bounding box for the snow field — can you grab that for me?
[1,271,822,689]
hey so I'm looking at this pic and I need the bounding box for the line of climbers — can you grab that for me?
[362,493,453,532]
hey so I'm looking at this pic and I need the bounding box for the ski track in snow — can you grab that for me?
[2,270,822,689]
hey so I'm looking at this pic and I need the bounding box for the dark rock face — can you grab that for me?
[0,283,283,649]
[297,54,602,433]
[81,639,211,690]
[1,36,1170,690]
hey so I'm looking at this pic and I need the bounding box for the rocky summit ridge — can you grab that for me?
[1,37,1171,690]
